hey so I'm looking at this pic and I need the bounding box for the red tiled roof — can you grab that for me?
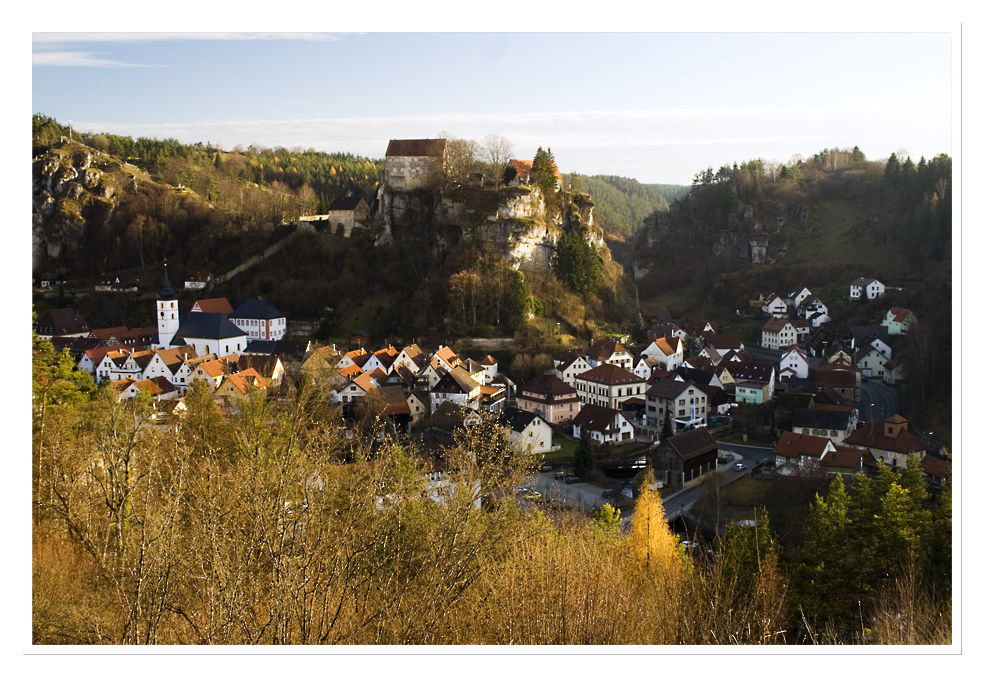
[773,431,831,459]
[578,363,644,386]
[386,139,447,158]
[191,298,234,315]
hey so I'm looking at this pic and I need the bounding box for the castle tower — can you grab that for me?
[155,264,179,349]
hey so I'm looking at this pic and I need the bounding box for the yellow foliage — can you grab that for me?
[627,472,682,578]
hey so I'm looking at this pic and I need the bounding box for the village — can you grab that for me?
[32,137,951,511]
[33,258,948,507]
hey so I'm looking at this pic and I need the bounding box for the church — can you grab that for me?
[152,266,247,358]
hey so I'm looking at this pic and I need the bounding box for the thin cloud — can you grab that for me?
[33,32,347,44]
[32,51,154,68]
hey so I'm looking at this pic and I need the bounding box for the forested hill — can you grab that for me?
[570,174,687,238]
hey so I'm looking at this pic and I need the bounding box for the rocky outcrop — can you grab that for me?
[375,180,604,273]
[32,141,140,272]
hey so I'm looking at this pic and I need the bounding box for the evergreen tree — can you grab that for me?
[661,410,674,440]
[573,425,595,478]
[504,270,529,330]
[531,146,558,192]
[554,227,602,295]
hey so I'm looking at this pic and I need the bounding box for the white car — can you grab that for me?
[734,463,746,472]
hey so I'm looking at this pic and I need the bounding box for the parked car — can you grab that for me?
[601,488,614,499]
[553,472,565,480]
[564,475,583,484]
[734,463,746,472]
[540,465,552,472]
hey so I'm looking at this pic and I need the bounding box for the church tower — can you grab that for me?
[155,264,179,349]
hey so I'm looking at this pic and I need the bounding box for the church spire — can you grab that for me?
[160,261,176,300]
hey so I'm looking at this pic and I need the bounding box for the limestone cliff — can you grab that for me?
[32,141,146,273]
[375,180,605,272]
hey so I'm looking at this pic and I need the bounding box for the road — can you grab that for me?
[860,378,900,424]
[524,440,776,526]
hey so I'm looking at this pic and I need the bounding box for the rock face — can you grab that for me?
[375,180,602,273]
[32,141,141,273]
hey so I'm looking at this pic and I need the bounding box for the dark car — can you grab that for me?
[564,475,582,484]
[553,472,565,480]
[540,465,552,473]
[601,488,614,499]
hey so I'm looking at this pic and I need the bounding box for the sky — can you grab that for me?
[29,25,958,185]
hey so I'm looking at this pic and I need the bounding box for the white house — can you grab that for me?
[641,336,684,372]
[229,298,287,341]
[761,318,797,351]
[497,407,553,454]
[572,404,635,445]
[779,345,810,381]
[574,364,647,409]
[762,293,788,318]
[850,277,885,300]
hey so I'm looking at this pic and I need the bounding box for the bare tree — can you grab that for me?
[481,134,514,187]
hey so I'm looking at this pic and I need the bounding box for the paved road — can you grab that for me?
[860,378,900,424]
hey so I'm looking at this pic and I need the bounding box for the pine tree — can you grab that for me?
[661,410,674,440]
[573,425,594,477]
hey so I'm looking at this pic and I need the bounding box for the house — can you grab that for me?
[336,348,372,372]
[503,158,563,188]
[479,383,507,413]
[815,360,862,402]
[585,339,634,371]
[882,307,917,335]
[762,293,788,318]
[188,357,234,391]
[761,318,797,351]
[431,345,461,372]
[184,271,211,290]
[574,364,647,410]
[190,297,234,315]
[675,366,723,391]
[735,381,769,405]
[407,389,431,423]
[362,345,400,374]
[645,379,709,430]
[324,195,371,237]
[640,336,684,372]
[78,344,119,378]
[430,366,482,412]
[392,344,427,374]
[772,431,836,472]
[498,407,553,454]
[552,351,593,388]
[515,373,582,424]
[572,404,635,445]
[214,368,267,406]
[842,415,926,469]
[34,308,91,339]
[785,286,813,310]
[850,277,885,300]
[883,359,905,385]
[728,361,776,401]
[649,427,718,486]
[791,407,854,445]
[237,354,286,390]
[700,334,744,364]
[779,345,810,381]
[855,344,890,379]
[376,385,413,433]
[301,344,343,380]
[849,326,891,358]
[229,298,287,342]
[383,138,447,191]
[819,446,877,477]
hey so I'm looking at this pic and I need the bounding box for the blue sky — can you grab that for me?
[31,28,956,185]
